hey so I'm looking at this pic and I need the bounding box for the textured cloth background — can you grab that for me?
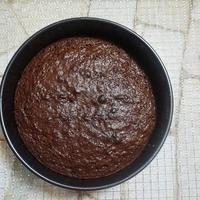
[0,0,200,199]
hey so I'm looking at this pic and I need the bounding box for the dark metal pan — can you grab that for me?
[0,17,173,190]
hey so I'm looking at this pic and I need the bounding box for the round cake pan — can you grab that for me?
[0,17,173,190]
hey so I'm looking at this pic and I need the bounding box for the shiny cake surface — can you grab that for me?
[15,37,156,178]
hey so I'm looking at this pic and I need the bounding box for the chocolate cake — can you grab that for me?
[14,37,156,179]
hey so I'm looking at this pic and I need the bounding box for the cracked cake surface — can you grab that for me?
[15,37,156,179]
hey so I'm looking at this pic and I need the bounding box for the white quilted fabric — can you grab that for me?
[0,0,199,199]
